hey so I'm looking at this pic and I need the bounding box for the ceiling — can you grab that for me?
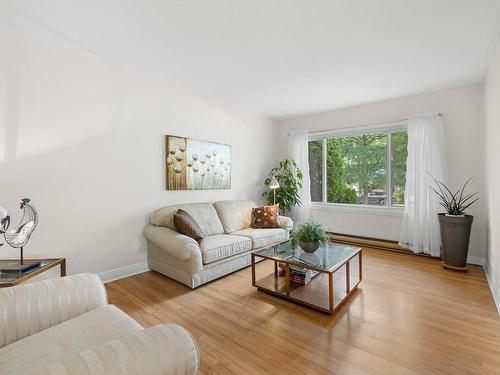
[2,0,500,118]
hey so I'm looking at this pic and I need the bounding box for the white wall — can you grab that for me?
[0,25,276,277]
[484,38,500,312]
[276,84,486,265]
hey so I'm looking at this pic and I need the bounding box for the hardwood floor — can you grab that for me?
[106,248,500,375]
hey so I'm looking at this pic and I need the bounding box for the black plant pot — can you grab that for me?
[438,213,473,270]
[298,241,320,253]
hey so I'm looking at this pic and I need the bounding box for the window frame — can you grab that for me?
[309,121,407,215]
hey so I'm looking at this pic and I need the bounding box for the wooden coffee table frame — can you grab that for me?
[0,258,66,288]
[251,249,361,315]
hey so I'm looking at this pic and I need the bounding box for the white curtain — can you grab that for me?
[399,114,447,256]
[288,132,311,225]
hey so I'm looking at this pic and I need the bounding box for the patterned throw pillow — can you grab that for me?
[253,204,281,229]
[173,209,204,243]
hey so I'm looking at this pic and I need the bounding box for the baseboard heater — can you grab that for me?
[328,232,437,259]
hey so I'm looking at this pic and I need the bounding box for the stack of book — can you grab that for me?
[289,266,317,285]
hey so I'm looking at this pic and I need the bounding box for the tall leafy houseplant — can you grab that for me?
[430,176,478,271]
[263,159,303,214]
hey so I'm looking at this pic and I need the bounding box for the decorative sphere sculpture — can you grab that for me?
[0,198,38,249]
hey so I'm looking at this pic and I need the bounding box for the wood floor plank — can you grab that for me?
[106,248,500,375]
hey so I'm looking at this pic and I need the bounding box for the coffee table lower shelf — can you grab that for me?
[251,248,362,315]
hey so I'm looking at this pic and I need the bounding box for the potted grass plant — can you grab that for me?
[430,177,478,270]
[290,221,328,253]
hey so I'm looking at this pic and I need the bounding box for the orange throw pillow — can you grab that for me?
[253,204,280,229]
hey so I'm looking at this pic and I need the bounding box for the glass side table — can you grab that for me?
[0,258,66,287]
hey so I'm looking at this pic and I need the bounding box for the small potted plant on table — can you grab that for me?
[430,177,478,271]
[290,221,328,253]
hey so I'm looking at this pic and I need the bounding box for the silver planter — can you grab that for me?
[438,213,473,269]
[298,241,320,253]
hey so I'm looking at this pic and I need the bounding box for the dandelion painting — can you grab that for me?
[165,135,231,190]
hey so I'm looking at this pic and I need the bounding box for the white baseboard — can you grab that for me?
[98,261,150,283]
[467,256,485,266]
[485,263,500,316]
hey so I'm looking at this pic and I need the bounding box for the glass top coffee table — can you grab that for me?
[251,241,361,315]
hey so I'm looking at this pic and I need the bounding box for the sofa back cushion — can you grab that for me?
[151,203,224,236]
[214,200,256,233]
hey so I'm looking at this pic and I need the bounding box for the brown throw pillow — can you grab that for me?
[173,209,204,244]
[253,204,281,229]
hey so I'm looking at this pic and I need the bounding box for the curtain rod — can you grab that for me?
[287,112,442,136]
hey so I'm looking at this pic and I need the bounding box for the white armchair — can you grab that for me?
[0,274,199,375]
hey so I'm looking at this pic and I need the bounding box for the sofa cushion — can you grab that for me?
[174,209,204,243]
[253,204,280,228]
[151,203,224,236]
[278,215,294,231]
[231,228,289,249]
[200,234,252,264]
[0,273,108,349]
[0,305,142,375]
[214,200,256,233]
[28,324,200,375]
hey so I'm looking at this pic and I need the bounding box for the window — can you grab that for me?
[308,127,408,208]
[308,140,323,202]
[390,131,408,206]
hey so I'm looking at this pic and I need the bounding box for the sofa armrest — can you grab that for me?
[32,324,200,375]
[0,273,107,348]
[278,215,293,231]
[144,225,200,261]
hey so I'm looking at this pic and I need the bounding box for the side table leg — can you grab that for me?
[61,259,67,277]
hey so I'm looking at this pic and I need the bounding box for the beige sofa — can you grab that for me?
[144,200,293,288]
[0,274,199,375]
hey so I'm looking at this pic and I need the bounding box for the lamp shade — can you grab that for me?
[269,176,280,189]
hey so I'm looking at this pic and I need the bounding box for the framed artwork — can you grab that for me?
[165,135,231,190]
